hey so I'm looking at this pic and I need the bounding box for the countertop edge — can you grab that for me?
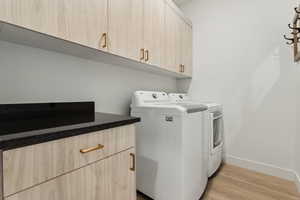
[0,118,140,151]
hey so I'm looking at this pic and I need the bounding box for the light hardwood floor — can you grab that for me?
[137,164,300,200]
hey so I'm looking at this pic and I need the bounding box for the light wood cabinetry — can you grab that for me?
[164,3,181,73]
[1,125,136,200]
[0,0,108,51]
[107,0,143,61]
[164,4,176,72]
[180,22,193,76]
[5,148,136,200]
[0,0,193,78]
[164,2,193,76]
[142,0,165,66]
[66,0,108,50]
[0,0,66,38]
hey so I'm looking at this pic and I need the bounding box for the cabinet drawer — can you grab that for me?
[4,148,136,200]
[3,125,135,197]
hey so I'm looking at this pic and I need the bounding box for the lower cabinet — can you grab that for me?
[5,148,136,200]
[1,125,136,200]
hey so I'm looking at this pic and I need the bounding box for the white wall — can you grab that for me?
[294,110,300,188]
[0,40,177,115]
[179,0,300,177]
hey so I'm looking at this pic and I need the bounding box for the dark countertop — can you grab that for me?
[0,112,140,150]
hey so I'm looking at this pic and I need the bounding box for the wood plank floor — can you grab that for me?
[137,164,300,200]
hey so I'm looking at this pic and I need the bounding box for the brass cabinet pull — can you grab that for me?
[179,64,185,73]
[145,50,149,62]
[80,144,104,154]
[130,153,135,171]
[140,48,145,61]
[101,33,107,48]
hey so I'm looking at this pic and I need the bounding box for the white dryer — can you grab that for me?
[169,93,224,177]
[131,91,208,200]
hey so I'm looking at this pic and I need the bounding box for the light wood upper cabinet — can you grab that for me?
[164,3,193,76]
[164,4,182,73]
[164,4,177,72]
[0,0,193,77]
[0,0,108,51]
[5,148,136,200]
[66,0,108,50]
[107,0,144,61]
[0,0,67,38]
[142,0,165,66]
[180,21,193,76]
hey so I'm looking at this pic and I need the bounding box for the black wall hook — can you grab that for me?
[295,7,300,14]
[284,34,300,45]
[288,23,300,33]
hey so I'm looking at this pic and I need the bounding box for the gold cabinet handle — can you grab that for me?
[140,48,145,61]
[80,144,104,154]
[130,153,135,171]
[179,64,185,73]
[100,33,107,48]
[145,50,149,62]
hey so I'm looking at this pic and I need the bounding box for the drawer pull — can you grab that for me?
[130,153,135,171]
[80,144,104,154]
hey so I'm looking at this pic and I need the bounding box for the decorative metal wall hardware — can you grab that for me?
[284,34,300,45]
[288,23,300,33]
[285,5,300,62]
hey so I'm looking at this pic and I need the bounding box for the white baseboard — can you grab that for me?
[225,155,295,181]
[295,172,300,193]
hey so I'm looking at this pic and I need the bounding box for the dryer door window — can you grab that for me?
[212,113,223,149]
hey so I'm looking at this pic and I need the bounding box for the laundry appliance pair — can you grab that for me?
[131,91,224,200]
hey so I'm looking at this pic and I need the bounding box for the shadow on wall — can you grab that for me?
[177,78,191,93]
[225,46,297,163]
[0,40,178,115]
[249,48,281,109]
[176,0,300,170]
[179,44,299,169]
[226,47,282,143]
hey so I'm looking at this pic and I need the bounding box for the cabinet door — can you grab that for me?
[3,125,135,197]
[66,0,108,50]
[5,149,136,200]
[108,0,143,61]
[164,4,181,72]
[143,0,165,66]
[180,21,193,76]
[0,0,108,51]
[0,0,67,38]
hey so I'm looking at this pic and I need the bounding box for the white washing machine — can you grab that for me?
[131,91,208,200]
[169,93,224,177]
